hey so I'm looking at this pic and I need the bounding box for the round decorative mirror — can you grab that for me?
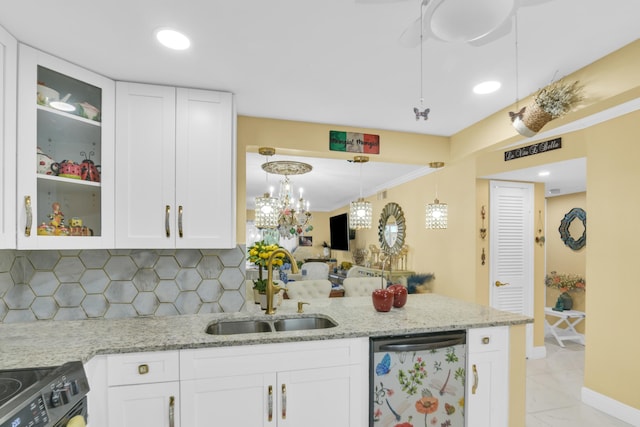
[558,207,586,250]
[378,202,406,255]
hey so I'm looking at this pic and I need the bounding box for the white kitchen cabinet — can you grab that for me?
[16,44,115,249]
[466,326,509,427]
[106,351,181,427]
[0,25,17,248]
[180,338,367,426]
[115,82,235,249]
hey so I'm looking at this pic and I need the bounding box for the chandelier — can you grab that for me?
[259,159,314,239]
[349,156,372,230]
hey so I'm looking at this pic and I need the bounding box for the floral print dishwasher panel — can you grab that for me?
[372,344,466,427]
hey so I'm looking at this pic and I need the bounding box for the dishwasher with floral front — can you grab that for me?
[370,330,466,427]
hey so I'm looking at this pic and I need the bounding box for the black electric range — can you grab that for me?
[0,361,89,427]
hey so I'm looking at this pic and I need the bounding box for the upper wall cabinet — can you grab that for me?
[0,26,17,249]
[115,82,236,249]
[16,45,115,249]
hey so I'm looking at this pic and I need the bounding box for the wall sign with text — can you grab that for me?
[330,130,380,154]
[504,137,562,161]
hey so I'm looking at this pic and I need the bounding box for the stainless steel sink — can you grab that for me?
[273,316,337,332]
[205,319,272,335]
[205,316,338,335]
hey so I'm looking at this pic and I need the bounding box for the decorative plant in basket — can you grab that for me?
[248,241,285,294]
[510,80,584,137]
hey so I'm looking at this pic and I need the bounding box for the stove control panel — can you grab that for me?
[0,362,88,427]
[0,395,48,427]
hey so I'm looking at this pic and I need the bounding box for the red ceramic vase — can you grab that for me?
[388,284,408,308]
[372,289,394,312]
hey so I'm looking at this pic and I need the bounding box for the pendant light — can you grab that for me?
[254,147,279,229]
[425,161,447,229]
[349,156,373,230]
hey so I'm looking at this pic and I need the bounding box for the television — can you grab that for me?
[329,213,351,251]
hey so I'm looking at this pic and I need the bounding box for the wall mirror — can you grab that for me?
[378,202,406,255]
[558,207,586,250]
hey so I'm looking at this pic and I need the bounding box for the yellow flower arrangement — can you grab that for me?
[248,240,286,292]
[544,271,585,292]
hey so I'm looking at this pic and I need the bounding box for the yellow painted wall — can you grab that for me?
[509,324,527,427]
[584,110,640,410]
[545,192,587,333]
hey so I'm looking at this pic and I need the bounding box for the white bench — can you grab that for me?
[544,307,586,347]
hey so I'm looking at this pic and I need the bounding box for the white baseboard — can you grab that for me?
[528,345,547,359]
[582,387,640,426]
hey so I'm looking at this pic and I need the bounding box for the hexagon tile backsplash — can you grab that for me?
[0,246,247,323]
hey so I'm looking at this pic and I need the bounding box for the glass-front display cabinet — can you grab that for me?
[17,45,114,249]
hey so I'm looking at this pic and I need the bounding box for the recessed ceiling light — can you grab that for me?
[473,80,501,94]
[538,170,550,177]
[155,28,191,50]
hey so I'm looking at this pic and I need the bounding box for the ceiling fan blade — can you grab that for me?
[468,18,513,47]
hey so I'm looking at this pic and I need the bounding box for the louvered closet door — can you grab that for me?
[489,181,534,321]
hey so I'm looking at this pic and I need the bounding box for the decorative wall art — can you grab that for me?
[504,137,562,162]
[558,207,586,250]
[329,130,380,154]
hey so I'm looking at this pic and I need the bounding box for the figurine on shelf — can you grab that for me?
[48,202,64,227]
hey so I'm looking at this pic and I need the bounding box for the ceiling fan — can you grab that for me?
[358,0,551,47]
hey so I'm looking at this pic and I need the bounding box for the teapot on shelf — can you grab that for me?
[36,147,56,175]
[53,160,82,179]
[80,151,101,182]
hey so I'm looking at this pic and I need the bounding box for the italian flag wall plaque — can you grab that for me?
[330,130,380,154]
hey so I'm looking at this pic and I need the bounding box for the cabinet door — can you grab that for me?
[278,365,362,427]
[0,26,16,248]
[17,44,115,249]
[107,381,180,427]
[175,88,235,248]
[180,373,275,427]
[115,82,176,248]
[467,327,509,427]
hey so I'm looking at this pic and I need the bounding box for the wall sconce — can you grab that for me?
[535,210,546,246]
[480,205,487,239]
[425,162,447,229]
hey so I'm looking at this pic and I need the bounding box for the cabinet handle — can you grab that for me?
[165,205,171,237]
[268,385,273,422]
[24,196,32,237]
[178,205,183,238]
[472,364,479,395]
[281,384,287,420]
[169,396,175,427]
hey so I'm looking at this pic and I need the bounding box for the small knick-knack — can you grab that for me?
[559,292,573,310]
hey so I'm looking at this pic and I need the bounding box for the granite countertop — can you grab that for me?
[0,294,531,369]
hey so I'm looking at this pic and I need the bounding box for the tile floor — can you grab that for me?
[526,338,633,426]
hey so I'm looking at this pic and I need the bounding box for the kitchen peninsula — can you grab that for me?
[0,294,530,427]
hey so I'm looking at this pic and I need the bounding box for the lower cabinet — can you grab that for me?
[180,338,368,427]
[181,365,360,426]
[87,338,367,427]
[466,326,509,427]
[105,350,181,427]
[108,382,179,427]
